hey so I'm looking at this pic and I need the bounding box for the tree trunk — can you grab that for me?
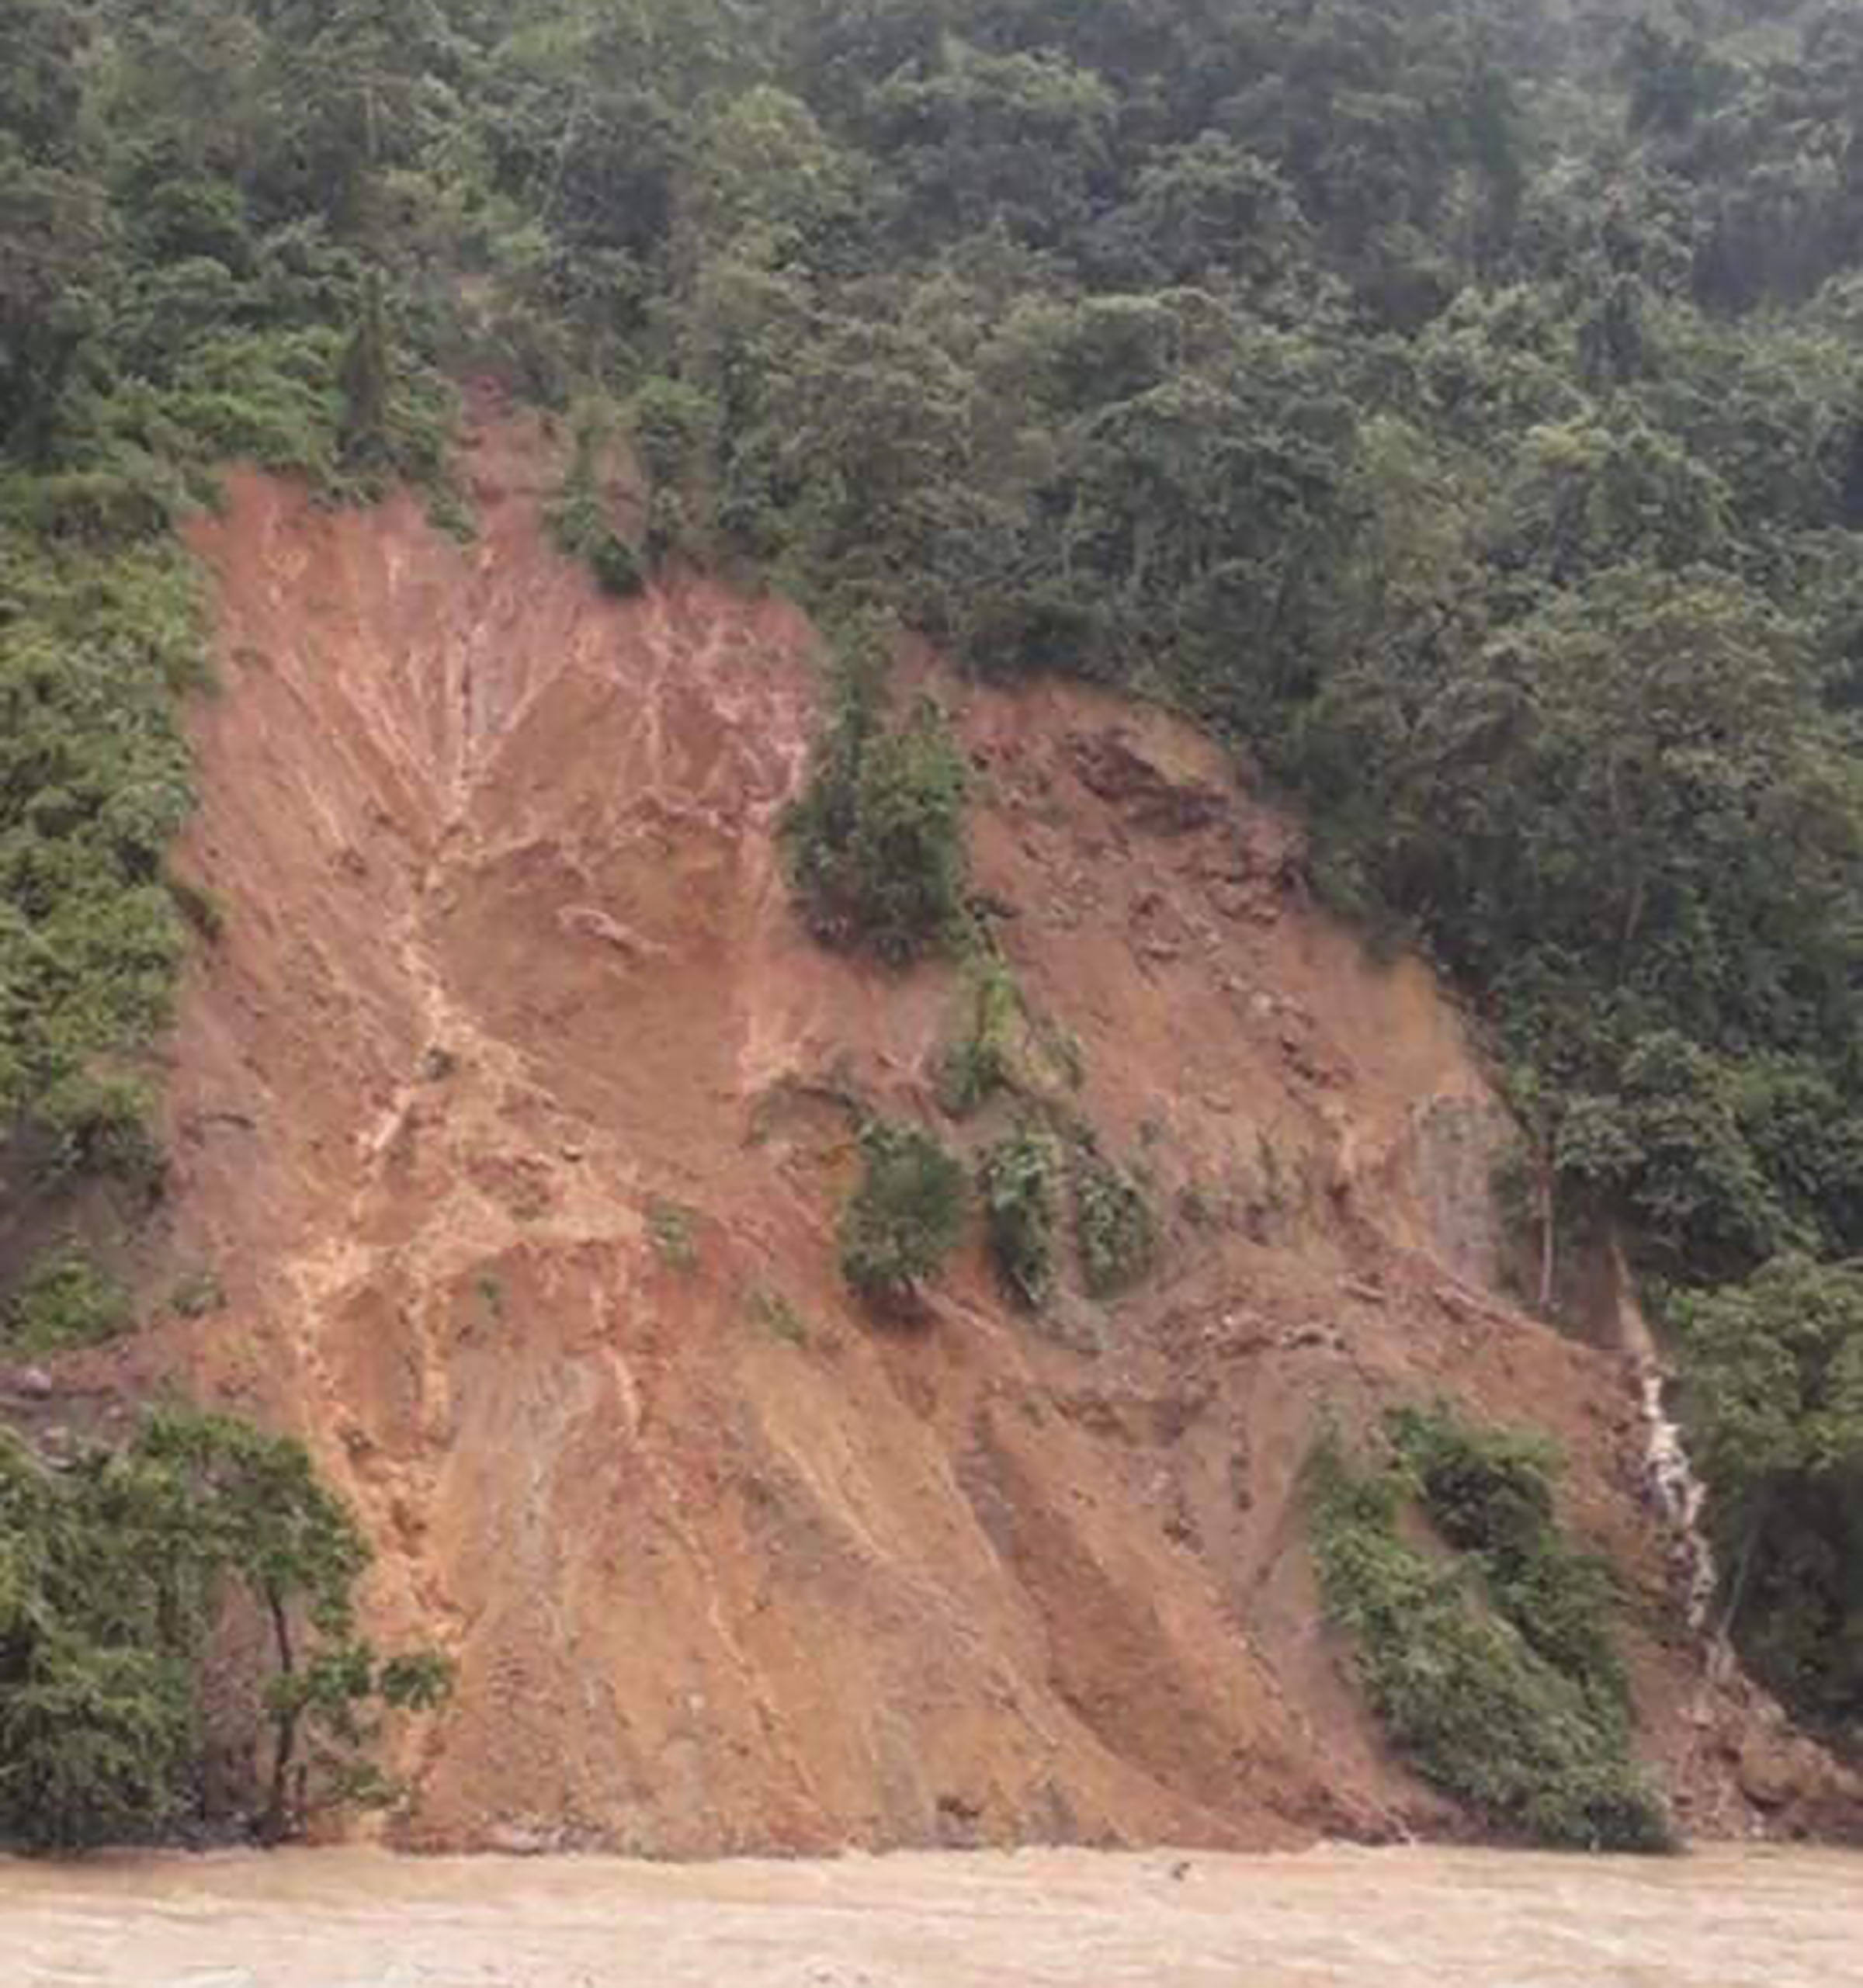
[1536,1154,1557,1315]
[260,1584,300,1846]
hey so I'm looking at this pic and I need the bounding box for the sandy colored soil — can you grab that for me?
[33,395,1849,1853]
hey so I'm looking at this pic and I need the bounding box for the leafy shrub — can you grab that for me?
[546,403,644,595]
[936,959,1024,1116]
[647,1198,698,1272]
[166,874,224,945]
[979,1122,1062,1308]
[4,1244,133,1354]
[29,1071,165,1198]
[838,1115,967,1306]
[935,958,1083,1118]
[747,1283,809,1346]
[1069,1137,1157,1297]
[1389,1405,1629,1712]
[1308,1423,1670,1853]
[1677,1255,1863,1733]
[168,1267,226,1319]
[782,648,970,965]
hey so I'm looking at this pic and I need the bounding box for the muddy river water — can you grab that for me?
[1,1844,1855,1986]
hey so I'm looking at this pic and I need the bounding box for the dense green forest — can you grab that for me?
[4,0,1862,1814]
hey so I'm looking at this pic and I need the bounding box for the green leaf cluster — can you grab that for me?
[1310,1410,1671,1854]
[3,1244,131,1356]
[782,647,970,966]
[978,1122,1061,1309]
[838,1115,968,1308]
[1067,1136,1157,1299]
[0,1410,450,1854]
[1677,1257,1863,1736]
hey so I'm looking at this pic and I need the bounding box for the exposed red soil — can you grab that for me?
[36,398,1851,1852]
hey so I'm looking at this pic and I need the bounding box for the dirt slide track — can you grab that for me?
[83,401,1834,1851]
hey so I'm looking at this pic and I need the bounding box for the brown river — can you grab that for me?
[2,1844,1858,1987]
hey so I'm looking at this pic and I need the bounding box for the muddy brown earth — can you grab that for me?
[31,397,1851,1854]
[3,1846,1859,1986]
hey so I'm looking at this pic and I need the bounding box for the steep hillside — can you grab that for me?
[33,404,1830,1852]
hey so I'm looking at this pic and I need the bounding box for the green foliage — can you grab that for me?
[647,1199,698,1274]
[168,1266,226,1319]
[1068,1136,1157,1299]
[1309,1420,1671,1854]
[337,272,392,476]
[782,646,970,965]
[1677,1257,1863,1738]
[0,527,198,1161]
[0,1410,449,1852]
[747,1282,809,1347]
[546,404,644,595]
[978,1122,1061,1309]
[838,1114,967,1309]
[123,1410,453,1845]
[1389,1406,1629,1715]
[936,956,1082,1117]
[0,1431,196,1852]
[4,1244,132,1354]
[936,959,1023,1117]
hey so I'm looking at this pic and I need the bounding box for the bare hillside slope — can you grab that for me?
[80,404,1843,1851]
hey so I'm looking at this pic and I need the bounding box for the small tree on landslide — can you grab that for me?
[838,1115,967,1310]
[0,1434,195,1852]
[1677,1257,1863,1732]
[782,641,970,964]
[132,1410,451,1844]
[337,269,392,474]
[979,1122,1061,1308]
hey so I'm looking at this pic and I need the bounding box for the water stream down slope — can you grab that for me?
[98,404,1848,1851]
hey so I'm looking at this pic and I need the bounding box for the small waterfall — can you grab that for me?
[1613,1244,1719,1634]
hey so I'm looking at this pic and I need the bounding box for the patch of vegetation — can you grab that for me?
[31,1070,167,1198]
[166,875,224,946]
[1308,1414,1671,1854]
[473,1272,505,1324]
[1675,1257,1863,1738]
[4,1244,132,1354]
[1389,1405,1629,1715]
[1068,1136,1157,1299]
[935,956,1082,1118]
[782,640,970,966]
[168,1266,226,1320]
[647,1199,699,1274]
[0,1410,450,1853]
[936,958,1023,1117]
[546,402,644,596]
[747,1282,809,1347]
[978,1122,1061,1310]
[838,1114,967,1310]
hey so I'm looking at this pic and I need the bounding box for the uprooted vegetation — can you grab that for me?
[1309,1406,1671,1854]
